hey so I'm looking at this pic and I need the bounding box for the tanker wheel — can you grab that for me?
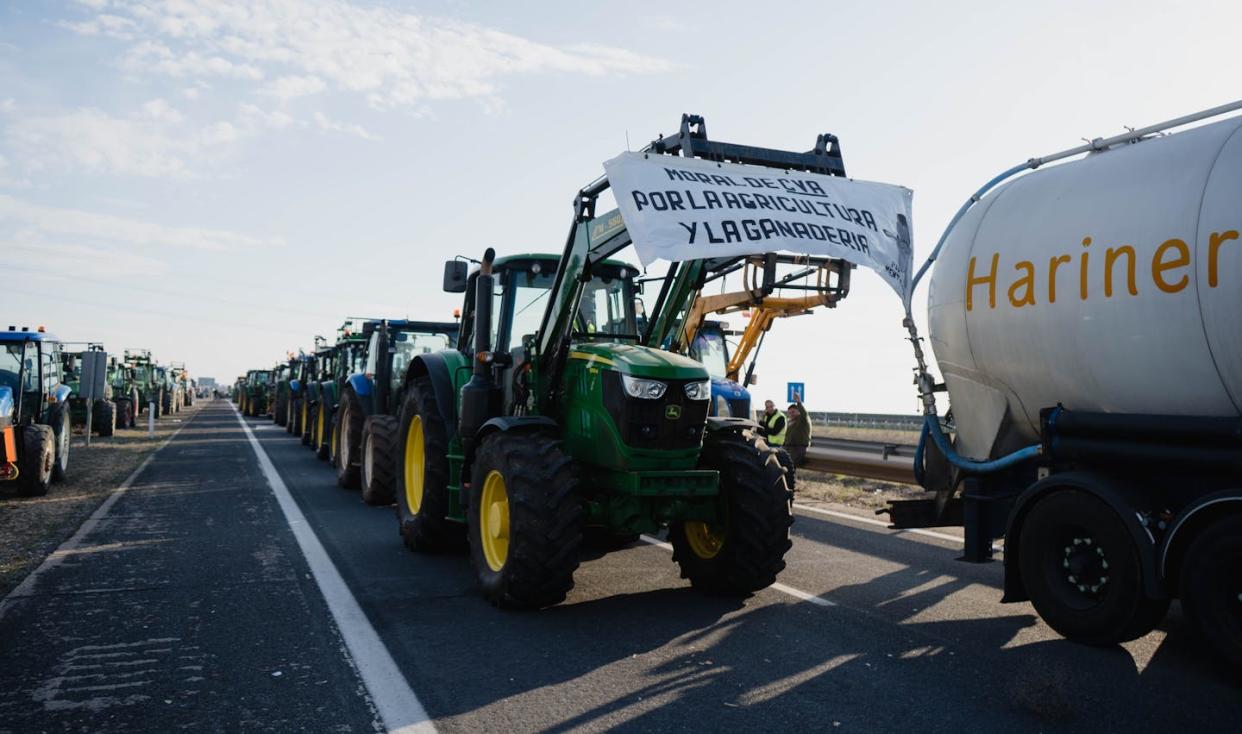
[1179,514,1242,668]
[669,431,792,595]
[334,390,363,490]
[361,415,398,506]
[300,400,313,446]
[16,425,55,497]
[468,430,583,608]
[1018,489,1169,645]
[50,406,70,482]
[394,376,462,551]
[315,405,332,461]
[95,400,116,437]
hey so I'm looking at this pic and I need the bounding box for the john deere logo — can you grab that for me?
[665,405,682,420]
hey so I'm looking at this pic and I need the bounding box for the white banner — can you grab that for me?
[603,152,914,299]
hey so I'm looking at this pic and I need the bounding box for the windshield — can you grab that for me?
[497,264,638,351]
[0,344,32,393]
[133,366,149,381]
[690,329,730,380]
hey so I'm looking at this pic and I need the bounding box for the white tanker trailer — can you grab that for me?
[888,101,1242,666]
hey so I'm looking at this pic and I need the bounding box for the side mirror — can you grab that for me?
[747,373,759,386]
[443,260,468,293]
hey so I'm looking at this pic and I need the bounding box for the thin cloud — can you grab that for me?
[0,194,284,251]
[67,0,673,109]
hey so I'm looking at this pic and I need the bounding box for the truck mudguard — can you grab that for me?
[1159,490,1242,580]
[1002,471,1164,602]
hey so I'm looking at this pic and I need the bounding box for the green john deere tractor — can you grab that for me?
[126,350,164,419]
[387,117,847,607]
[108,356,140,429]
[241,369,273,417]
[61,344,117,437]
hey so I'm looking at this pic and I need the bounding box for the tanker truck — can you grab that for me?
[887,101,1242,667]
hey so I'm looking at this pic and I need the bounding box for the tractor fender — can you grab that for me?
[51,384,73,405]
[1158,490,1242,586]
[0,387,13,424]
[704,416,759,436]
[408,353,463,444]
[345,374,375,415]
[477,416,558,442]
[1002,471,1164,603]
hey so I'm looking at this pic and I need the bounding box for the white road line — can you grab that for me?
[792,503,1002,553]
[0,413,192,622]
[638,535,836,607]
[234,405,436,734]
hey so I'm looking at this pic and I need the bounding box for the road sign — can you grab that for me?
[787,382,804,403]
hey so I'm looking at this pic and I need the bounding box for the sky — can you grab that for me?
[1,0,1239,412]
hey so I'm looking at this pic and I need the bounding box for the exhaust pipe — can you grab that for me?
[459,248,500,457]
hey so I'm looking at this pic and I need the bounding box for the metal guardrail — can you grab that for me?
[800,437,917,485]
[808,411,924,431]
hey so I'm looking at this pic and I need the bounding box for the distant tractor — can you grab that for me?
[107,356,140,429]
[272,360,294,427]
[126,350,165,419]
[241,369,273,417]
[1,326,72,496]
[333,319,458,506]
[61,343,117,437]
[305,342,338,460]
[287,354,317,441]
[321,323,370,466]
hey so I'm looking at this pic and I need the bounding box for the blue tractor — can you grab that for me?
[1,326,73,496]
[688,320,753,419]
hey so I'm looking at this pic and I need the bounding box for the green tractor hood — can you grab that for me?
[569,342,707,380]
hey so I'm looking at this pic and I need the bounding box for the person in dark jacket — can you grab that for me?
[785,393,812,466]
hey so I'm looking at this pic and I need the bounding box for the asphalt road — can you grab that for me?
[2,400,1239,732]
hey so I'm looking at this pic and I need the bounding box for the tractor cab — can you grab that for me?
[1,326,72,494]
[688,321,751,419]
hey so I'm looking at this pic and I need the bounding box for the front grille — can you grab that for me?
[728,399,753,421]
[602,372,708,450]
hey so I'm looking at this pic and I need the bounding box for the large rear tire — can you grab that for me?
[300,399,313,446]
[334,390,363,490]
[669,430,792,595]
[50,406,70,482]
[394,376,462,551]
[361,415,398,506]
[16,425,55,497]
[1179,514,1242,668]
[315,405,332,460]
[291,398,304,437]
[469,431,583,608]
[114,398,132,430]
[274,390,288,427]
[94,400,116,437]
[1018,489,1169,645]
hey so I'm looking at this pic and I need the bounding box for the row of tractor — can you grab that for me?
[230,117,864,609]
[1,325,198,497]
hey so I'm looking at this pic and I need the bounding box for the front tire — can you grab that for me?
[16,425,55,497]
[1179,514,1242,668]
[669,430,792,595]
[361,415,398,506]
[334,390,363,490]
[114,398,132,430]
[394,377,461,551]
[468,431,583,608]
[315,405,332,460]
[1018,489,1168,645]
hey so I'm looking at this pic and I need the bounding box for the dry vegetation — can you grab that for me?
[0,403,204,597]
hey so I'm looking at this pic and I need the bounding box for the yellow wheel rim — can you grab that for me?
[480,469,510,572]
[317,408,325,445]
[403,415,425,515]
[331,419,339,458]
[302,400,308,427]
[683,521,725,560]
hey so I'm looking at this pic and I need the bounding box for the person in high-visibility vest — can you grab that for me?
[758,400,786,446]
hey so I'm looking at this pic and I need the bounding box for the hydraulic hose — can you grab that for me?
[920,414,1041,474]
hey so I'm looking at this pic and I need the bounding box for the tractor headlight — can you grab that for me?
[684,380,711,401]
[621,374,667,400]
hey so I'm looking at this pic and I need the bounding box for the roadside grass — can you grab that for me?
[814,424,921,446]
[795,468,926,511]
[0,402,205,597]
